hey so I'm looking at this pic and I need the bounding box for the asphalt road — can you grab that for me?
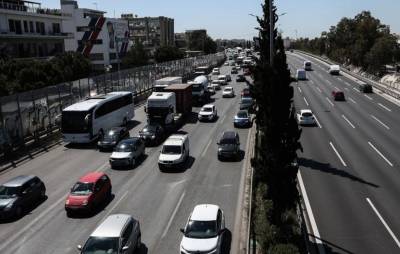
[288,52,400,254]
[0,64,251,254]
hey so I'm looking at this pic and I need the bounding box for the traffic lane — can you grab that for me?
[295,80,400,252]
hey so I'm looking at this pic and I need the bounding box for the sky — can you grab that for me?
[39,0,400,40]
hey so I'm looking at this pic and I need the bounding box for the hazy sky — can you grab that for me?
[40,0,400,40]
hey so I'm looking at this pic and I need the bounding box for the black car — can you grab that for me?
[217,131,240,160]
[236,74,246,82]
[358,82,373,93]
[98,127,129,151]
[0,175,46,219]
[231,68,238,74]
[138,123,165,145]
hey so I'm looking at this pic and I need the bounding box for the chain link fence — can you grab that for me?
[0,53,225,154]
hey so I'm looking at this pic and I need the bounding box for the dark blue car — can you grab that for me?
[234,110,251,128]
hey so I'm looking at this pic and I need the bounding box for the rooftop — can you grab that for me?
[91,214,133,237]
[2,175,35,187]
[191,204,219,221]
[78,172,105,183]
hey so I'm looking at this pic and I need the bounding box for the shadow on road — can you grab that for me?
[309,234,355,254]
[126,120,141,131]
[298,157,379,188]
[221,229,232,254]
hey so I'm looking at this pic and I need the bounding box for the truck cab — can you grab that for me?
[188,75,209,104]
[146,92,176,126]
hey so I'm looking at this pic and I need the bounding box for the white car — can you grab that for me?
[198,104,217,121]
[222,87,235,98]
[109,138,145,168]
[180,204,225,254]
[297,109,316,126]
[158,134,189,171]
[217,75,228,85]
[212,68,220,75]
[211,80,221,90]
[224,62,229,66]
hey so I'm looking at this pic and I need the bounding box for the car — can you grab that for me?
[0,175,46,219]
[109,138,145,168]
[198,104,218,122]
[207,85,216,95]
[138,123,165,146]
[358,82,373,93]
[97,127,129,151]
[158,134,190,171]
[230,61,236,66]
[231,68,238,74]
[211,80,221,90]
[65,172,111,215]
[332,90,345,101]
[304,61,312,71]
[225,74,232,82]
[241,87,251,97]
[243,68,251,76]
[222,87,235,98]
[236,74,246,82]
[239,97,254,110]
[297,109,316,126]
[296,69,307,80]
[329,65,340,75]
[78,214,141,254]
[217,75,228,85]
[234,110,252,128]
[217,130,240,160]
[180,204,225,254]
[224,62,229,66]
[212,68,220,75]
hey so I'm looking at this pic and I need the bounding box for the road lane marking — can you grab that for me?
[368,142,393,167]
[220,114,226,123]
[309,80,314,84]
[348,97,357,104]
[201,139,212,157]
[104,191,129,218]
[334,86,340,90]
[365,95,373,100]
[298,172,326,254]
[353,87,360,92]
[326,97,334,107]
[303,97,309,106]
[329,142,347,167]
[371,115,390,130]
[344,81,351,86]
[338,78,343,82]
[162,191,185,238]
[298,86,302,93]
[342,115,356,129]
[366,198,400,248]
[316,87,322,93]
[378,103,392,112]
[344,87,349,91]
[314,116,322,129]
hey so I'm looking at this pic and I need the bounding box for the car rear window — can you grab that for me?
[302,112,313,117]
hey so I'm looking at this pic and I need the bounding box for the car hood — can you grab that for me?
[199,111,213,116]
[110,152,132,159]
[159,153,182,162]
[0,197,17,208]
[181,236,218,253]
[66,194,90,206]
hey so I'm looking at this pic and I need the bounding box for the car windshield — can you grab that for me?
[202,107,213,112]
[237,111,248,118]
[218,77,225,80]
[142,124,157,133]
[115,143,132,152]
[0,186,20,198]
[71,182,93,195]
[162,145,181,154]
[224,88,232,92]
[103,131,118,141]
[302,112,313,117]
[81,237,119,254]
[219,138,235,145]
[185,220,218,239]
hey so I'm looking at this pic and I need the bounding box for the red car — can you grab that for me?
[241,87,251,97]
[65,172,112,215]
[332,90,345,101]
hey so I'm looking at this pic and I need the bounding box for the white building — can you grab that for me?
[0,0,70,58]
[61,0,129,70]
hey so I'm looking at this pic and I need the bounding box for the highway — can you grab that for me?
[288,52,400,254]
[0,65,250,254]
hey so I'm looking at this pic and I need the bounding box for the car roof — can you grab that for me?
[78,172,105,183]
[118,138,141,145]
[164,134,187,146]
[221,130,238,140]
[91,214,133,237]
[300,109,313,114]
[224,86,233,90]
[202,104,214,108]
[190,204,219,221]
[2,175,36,187]
[218,75,226,78]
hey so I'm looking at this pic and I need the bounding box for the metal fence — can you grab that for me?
[0,53,225,152]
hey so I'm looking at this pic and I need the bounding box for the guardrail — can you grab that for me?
[294,50,400,100]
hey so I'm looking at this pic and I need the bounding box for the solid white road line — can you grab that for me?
[326,80,332,85]
[368,142,394,167]
[303,97,309,106]
[329,142,347,167]
[314,115,322,129]
[348,97,357,104]
[201,139,212,157]
[365,95,373,100]
[366,198,400,249]
[326,97,334,107]
[378,103,392,112]
[162,191,185,238]
[298,86,302,93]
[342,115,356,129]
[371,115,390,130]
[316,87,322,93]
[298,172,326,254]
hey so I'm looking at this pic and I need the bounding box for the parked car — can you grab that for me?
[0,175,46,219]
[212,68,220,75]
[358,82,373,93]
[217,130,240,160]
[198,104,218,122]
[241,87,251,97]
[234,110,252,128]
[158,134,190,171]
[297,109,316,126]
[98,127,129,151]
[109,138,145,168]
[65,172,111,215]
[239,97,254,110]
[332,90,345,101]
[236,74,246,82]
[78,214,141,254]
[138,123,165,146]
[222,87,235,98]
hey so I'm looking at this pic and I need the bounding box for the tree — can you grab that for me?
[203,36,217,54]
[154,46,184,63]
[365,34,399,75]
[122,41,149,68]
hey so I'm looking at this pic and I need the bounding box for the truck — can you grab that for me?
[153,76,182,92]
[145,83,192,132]
[193,66,210,77]
[188,75,209,104]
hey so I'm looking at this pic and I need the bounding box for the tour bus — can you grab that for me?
[61,92,134,143]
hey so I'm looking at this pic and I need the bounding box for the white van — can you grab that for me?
[158,134,189,171]
[296,69,307,80]
[303,61,312,71]
[329,65,340,75]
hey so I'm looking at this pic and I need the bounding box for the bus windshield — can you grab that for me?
[61,111,91,134]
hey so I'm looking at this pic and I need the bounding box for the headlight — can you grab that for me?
[65,199,70,205]
[151,135,156,139]
[82,199,88,206]
[218,148,223,152]
[97,141,101,145]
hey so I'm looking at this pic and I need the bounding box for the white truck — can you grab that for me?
[153,76,182,92]
[188,75,209,104]
[329,65,340,75]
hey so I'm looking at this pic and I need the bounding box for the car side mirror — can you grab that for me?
[180,228,185,233]
[216,142,220,145]
[77,245,82,251]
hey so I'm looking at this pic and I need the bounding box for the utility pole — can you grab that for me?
[269,0,274,66]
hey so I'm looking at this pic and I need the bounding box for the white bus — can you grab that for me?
[61,92,134,143]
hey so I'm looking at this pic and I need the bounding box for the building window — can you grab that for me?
[36,22,41,33]
[8,20,15,32]
[109,53,117,60]
[29,21,34,33]
[23,21,28,33]
[89,53,104,61]
[77,26,92,32]
[78,39,102,45]
[52,23,61,34]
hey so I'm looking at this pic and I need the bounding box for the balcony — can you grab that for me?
[0,29,72,39]
[0,1,62,16]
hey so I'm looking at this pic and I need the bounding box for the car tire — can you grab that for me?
[15,206,23,218]
[66,209,73,217]
[136,234,142,250]
[40,187,46,200]
[130,158,135,168]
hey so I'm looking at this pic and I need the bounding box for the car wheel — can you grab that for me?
[98,129,104,140]
[40,187,46,200]
[15,206,23,218]
[66,209,73,217]
[130,158,135,167]
[107,188,112,199]
[137,234,142,250]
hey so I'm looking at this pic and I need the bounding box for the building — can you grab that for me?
[185,29,207,50]
[122,14,174,53]
[0,0,69,58]
[61,0,129,70]
[174,32,186,49]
